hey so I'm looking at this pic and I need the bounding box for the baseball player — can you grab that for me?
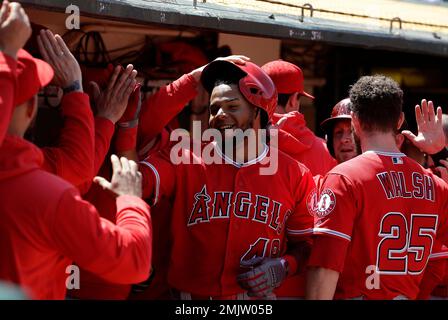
[306,75,448,300]
[0,1,31,147]
[417,113,448,299]
[0,47,152,299]
[320,98,359,164]
[262,60,337,176]
[66,69,144,299]
[138,59,315,299]
[70,55,216,300]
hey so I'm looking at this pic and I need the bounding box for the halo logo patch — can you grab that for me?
[315,189,336,218]
[307,188,336,218]
[306,188,319,216]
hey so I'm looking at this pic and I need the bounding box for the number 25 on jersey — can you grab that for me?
[376,212,438,275]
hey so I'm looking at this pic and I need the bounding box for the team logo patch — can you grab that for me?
[308,188,336,219]
[316,189,336,218]
[306,188,319,217]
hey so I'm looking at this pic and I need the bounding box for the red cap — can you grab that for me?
[320,98,352,133]
[261,59,314,99]
[15,49,54,106]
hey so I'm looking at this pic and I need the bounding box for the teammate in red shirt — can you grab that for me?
[0,44,152,300]
[320,98,359,165]
[138,59,315,299]
[416,111,448,299]
[262,60,337,176]
[0,1,31,147]
[306,75,448,300]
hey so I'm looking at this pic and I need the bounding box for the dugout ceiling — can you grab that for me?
[19,0,448,57]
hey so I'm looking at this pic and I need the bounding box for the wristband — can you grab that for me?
[281,255,298,277]
[63,80,82,94]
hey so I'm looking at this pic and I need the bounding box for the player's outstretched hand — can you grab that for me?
[189,55,251,82]
[402,99,445,154]
[237,257,287,298]
[37,29,82,92]
[94,154,142,198]
[0,1,31,59]
[92,64,138,124]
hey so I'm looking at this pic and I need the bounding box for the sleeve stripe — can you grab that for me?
[139,160,160,205]
[313,228,351,241]
[286,228,314,235]
[429,252,448,259]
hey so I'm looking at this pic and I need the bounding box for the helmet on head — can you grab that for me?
[201,60,278,119]
[320,98,352,157]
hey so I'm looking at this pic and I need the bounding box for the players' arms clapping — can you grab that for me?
[91,65,138,124]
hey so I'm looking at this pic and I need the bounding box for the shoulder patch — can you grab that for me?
[308,188,336,219]
[306,188,319,216]
[316,189,336,218]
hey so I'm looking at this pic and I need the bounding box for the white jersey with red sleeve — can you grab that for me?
[308,150,448,300]
[139,141,314,297]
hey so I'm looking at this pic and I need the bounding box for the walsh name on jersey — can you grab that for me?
[376,170,435,201]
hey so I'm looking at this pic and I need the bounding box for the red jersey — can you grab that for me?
[139,142,315,297]
[0,135,152,299]
[0,52,16,147]
[308,150,448,300]
[272,111,337,176]
[271,111,336,298]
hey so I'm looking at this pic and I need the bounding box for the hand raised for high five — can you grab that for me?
[0,1,31,59]
[37,29,82,93]
[94,155,142,198]
[401,99,445,155]
[91,65,138,124]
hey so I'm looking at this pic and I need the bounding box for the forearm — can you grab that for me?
[283,240,312,277]
[138,73,198,146]
[306,267,339,300]
[54,191,152,284]
[93,117,115,175]
[41,92,95,185]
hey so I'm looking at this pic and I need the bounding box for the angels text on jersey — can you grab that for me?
[187,185,290,234]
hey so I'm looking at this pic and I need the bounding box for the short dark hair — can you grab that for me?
[349,75,403,133]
